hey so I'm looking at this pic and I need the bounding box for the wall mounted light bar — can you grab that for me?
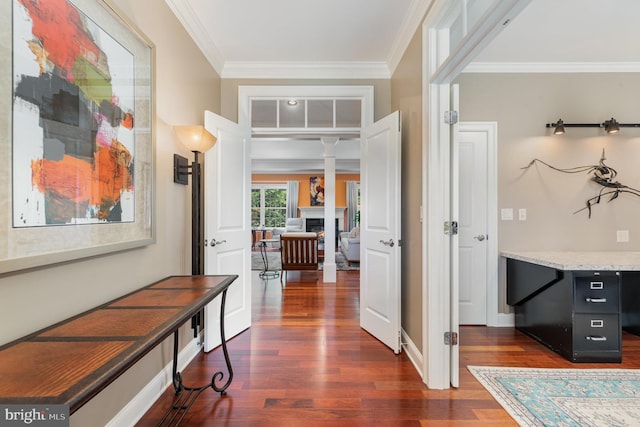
[546,117,640,135]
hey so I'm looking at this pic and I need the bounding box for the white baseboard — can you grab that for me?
[494,313,515,327]
[401,329,423,380]
[106,337,202,427]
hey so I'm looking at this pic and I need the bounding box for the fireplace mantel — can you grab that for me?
[298,207,346,231]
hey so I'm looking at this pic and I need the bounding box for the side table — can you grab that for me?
[258,238,280,279]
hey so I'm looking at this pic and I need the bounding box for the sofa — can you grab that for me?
[339,228,360,265]
[271,218,305,248]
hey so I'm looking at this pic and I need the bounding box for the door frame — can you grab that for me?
[422,0,530,389]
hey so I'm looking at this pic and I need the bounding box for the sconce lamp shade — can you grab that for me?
[173,125,217,153]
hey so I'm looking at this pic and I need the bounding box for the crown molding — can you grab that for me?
[463,61,640,73]
[164,0,225,75]
[387,0,434,75]
[221,61,391,79]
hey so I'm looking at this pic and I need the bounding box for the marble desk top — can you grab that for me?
[501,251,640,271]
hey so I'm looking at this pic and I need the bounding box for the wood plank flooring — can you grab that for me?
[137,270,640,426]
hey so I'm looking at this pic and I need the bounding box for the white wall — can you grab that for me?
[0,0,221,425]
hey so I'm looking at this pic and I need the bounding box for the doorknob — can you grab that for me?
[474,234,487,241]
[210,238,227,247]
[379,239,395,247]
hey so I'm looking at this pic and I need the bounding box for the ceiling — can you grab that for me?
[167,0,640,77]
[166,0,640,173]
[165,0,428,79]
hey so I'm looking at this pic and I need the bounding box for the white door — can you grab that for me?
[360,111,402,354]
[203,111,252,352]
[449,85,460,388]
[458,125,489,325]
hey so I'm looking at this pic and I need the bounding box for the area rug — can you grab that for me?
[468,366,640,427]
[251,251,359,271]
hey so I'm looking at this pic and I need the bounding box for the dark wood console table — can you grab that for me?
[0,275,237,425]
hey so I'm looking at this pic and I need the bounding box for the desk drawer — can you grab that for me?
[574,276,619,313]
[573,314,620,352]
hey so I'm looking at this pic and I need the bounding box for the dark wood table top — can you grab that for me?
[0,275,237,413]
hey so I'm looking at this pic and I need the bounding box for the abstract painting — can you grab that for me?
[0,0,153,273]
[310,176,324,206]
[13,0,135,226]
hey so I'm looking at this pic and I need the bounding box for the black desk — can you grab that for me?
[504,252,640,363]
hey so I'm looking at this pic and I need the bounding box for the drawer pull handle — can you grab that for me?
[586,335,607,342]
[586,297,607,303]
[590,320,604,328]
[590,281,604,289]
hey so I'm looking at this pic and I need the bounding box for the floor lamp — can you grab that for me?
[172,125,217,275]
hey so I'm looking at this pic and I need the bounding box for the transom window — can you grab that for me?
[251,184,287,228]
[250,98,362,131]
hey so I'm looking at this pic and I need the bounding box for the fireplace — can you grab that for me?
[306,218,339,248]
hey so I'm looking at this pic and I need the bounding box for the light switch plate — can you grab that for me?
[518,208,527,221]
[501,208,513,221]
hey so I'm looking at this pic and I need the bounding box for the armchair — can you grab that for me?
[280,232,319,285]
[339,228,360,265]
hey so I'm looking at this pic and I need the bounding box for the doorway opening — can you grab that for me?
[240,85,374,282]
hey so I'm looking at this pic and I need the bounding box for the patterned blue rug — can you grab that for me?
[469,366,640,427]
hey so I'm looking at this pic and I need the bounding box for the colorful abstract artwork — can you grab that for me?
[310,176,324,206]
[12,0,135,227]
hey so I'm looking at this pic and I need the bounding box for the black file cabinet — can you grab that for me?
[507,259,621,363]
[571,272,621,360]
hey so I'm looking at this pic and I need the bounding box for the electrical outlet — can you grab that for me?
[617,230,629,243]
[518,208,527,221]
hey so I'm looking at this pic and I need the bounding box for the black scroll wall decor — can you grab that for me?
[522,149,640,218]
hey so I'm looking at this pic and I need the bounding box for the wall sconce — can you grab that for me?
[173,125,217,276]
[173,125,217,184]
[546,117,640,135]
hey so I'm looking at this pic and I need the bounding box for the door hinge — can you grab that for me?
[444,331,458,346]
[444,221,458,235]
[444,110,459,125]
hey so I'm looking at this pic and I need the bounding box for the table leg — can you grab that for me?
[159,289,233,426]
[258,240,279,279]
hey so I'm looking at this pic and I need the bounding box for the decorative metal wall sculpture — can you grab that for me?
[522,149,640,218]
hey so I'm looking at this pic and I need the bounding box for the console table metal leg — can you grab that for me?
[158,289,233,426]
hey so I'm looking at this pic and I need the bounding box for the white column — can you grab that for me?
[322,137,338,283]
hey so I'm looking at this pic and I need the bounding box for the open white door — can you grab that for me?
[203,111,251,352]
[449,85,460,387]
[360,111,402,354]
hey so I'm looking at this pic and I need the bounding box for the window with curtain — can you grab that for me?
[346,181,361,231]
[251,184,287,227]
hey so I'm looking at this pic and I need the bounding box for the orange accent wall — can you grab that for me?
[252,173,360,214]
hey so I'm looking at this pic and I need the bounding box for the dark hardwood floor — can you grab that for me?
[137,270,640,426]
